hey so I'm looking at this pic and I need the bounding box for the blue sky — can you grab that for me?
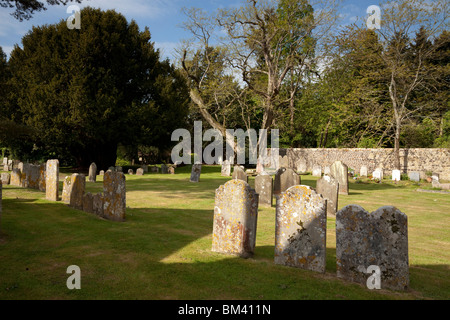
[0,0,378,62]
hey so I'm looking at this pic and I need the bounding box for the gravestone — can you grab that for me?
[115,166,123,173]
[161,164,168,174]
[103,171,126,222]
[408,171,420,182]
[168,167,175,175]
[38,164,46,192]
[141,165,149,173]
[323,166,331,176]
[330,161,349,195]
[82,192,94,214]
[295,158,307,174]
[212,179,259,258]
[255,172,273,207]
[23,164,40,189]
[93,193,104,217]
[62,176,72,204]
[2,157,7,165]
[312,165,322,177]
[273,167,286,195]
[136,168,144,176]
[99,170,105,176]
[46,160,59,201]
[432,173,440,188]
[10,168,21,187]
[279,168,301,194]
[336,205,409,290]
[3,164,8,172]
[392,170,401,182]
[69,174,86,211]
[275,185,327,273]
[1,173,10,185]
[360,166,368,177]
[316,175,339,216]
[88,163,97,182]
[232,166,248,183]
[128,169,134,175]
[256,159,264,174]
[150,166,159,173]
[373,168,383,181]
[221,160,231,177]
[279,155,289,169]
[190,164,202,183]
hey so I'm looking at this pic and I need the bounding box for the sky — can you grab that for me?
[0,0,378,62]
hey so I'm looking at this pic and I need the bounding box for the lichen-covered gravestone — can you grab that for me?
[255,172,273,207]
[330,161,349,195]
[103,171,126,222]
[1,173,10,185]
[82,192,94,214]
[46,160,59,201]
[316,175,339,216]
[275,186,327,273]
[190,164,202,183]
[279,168,301,194]
[10,168,21,187]
[221,160,231,177]
[62,176,72,204]
[88,163,97,182]
[336,205,409,290]
[212,180,259,258]
[93,193,104,217]
[69,174,86,210]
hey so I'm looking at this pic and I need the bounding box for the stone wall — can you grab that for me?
[274,148,450,181]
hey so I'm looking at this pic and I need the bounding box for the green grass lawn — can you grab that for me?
[0,166,449,300]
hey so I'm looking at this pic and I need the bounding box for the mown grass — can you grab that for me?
[0,166,449,300]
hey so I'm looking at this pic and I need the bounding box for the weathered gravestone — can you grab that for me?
[408,171,420,182]
[232,166,248,183]
[255,172,273,207]
[273,168,286,195]
[69,174,86,211]
[62,176,72,204]
[168,166,175,175]
[212,180,259,258]
[360,166,368,177]
[336,205,409,290]
[221,160,231,177]
[103,171,126,222]
[93,193,104,217]
[190,164,202,183]
[3,164,9,172]
[279,168,301,194]
[10,168,21,187]
[38,164,46,192]
[88,163,97,182]
[330,161,349,195]
[136,168,144,176]
[161,164,168,174]
[279,155,289,170]
[316,175,339,216]
[275,185,327,273]
[82,192,94,214]
[392,170,401,182]
[46,160,59,201]
[295,158,308,175]
[312,165,322,177]
[128,169,134,175]
[1,173,10,185]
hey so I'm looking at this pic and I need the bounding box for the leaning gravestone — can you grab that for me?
[330,161,349,195]
[46,160,59,201]
[275,185,327,273]
[232,166,248,183]
[255,172,273,207]
[212,179,259,258]
[103,171,126,222]
[190,164,202,183]
[88,163,97,183]
[336,205,409,290]
[316,175,339,216]
[221,160,231,177]
[69,174,86,211]
[279,168,301,194]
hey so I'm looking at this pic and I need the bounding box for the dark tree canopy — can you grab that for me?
[0,0,84,21]
[7,7,189,169]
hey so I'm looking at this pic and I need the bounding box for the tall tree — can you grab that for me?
[8,7,189,168]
